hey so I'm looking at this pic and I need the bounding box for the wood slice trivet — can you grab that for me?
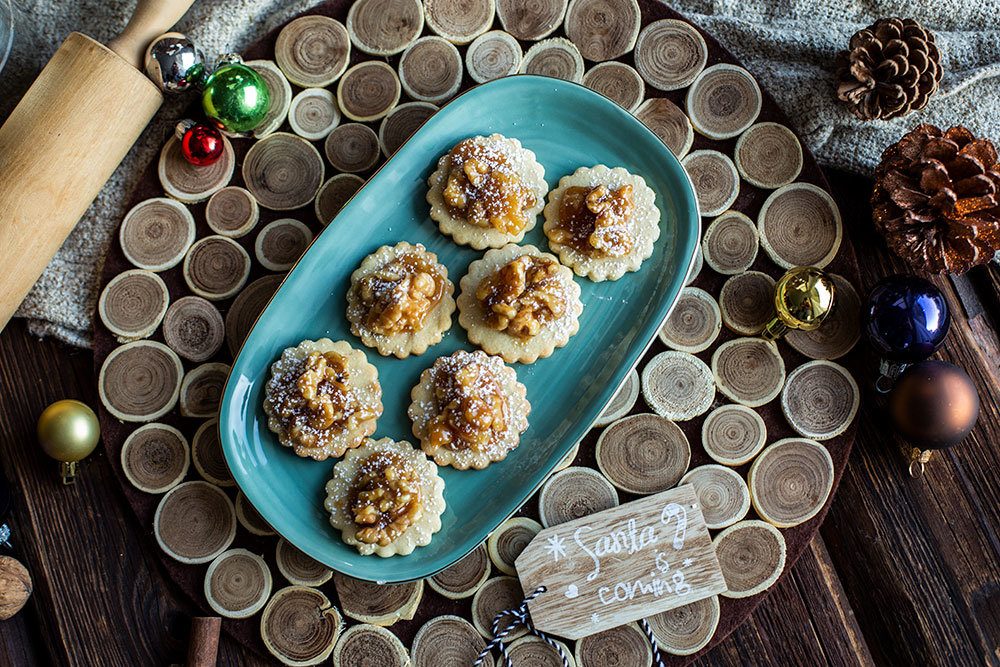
[254,219,314,272]
[657,286,721,353]
[332,623,410,667]
[203,549,273,619]
[236,491,277,537]
[496,0,566,40]
[182,236,251,301]
[120,423,190,494]
[508,635,576,666]
[563,0,640,62]
[487,517,541,576]
[178,361,229,418]
[466,30,523,83]
[98,269,170,342]
[191,418,236,487]
[780,360,859,440]
[537,466,619,528]
[734,122,803,190]
[633,18,707,91]
[427,543,491,599]
[162,295,225,361]
[274,15,351,87]
[633,97,693,159]
[98,340,183,422]
[423,0,495,44]
[700,404,767,466]
[324,122,381,173]
[686,64,762,140]
[757,182,843,270]
[159,136,235,204]
[260,585,343,666]
[247,60,293,138]
[521,37,584,82]
[471,576,528,641]
[337,61,401,121]
[678,464,751,530]
[592,367,639,426]
[748,437,834,529]
[346,0,424,56]
[595,413,690,494]
[333,574,423,625]
[275,538,333,587]
[411,615,493,667]
[786,274,861,360]
[315,173,364,224]
[119,197,196,272]
[575,622,652,667]
[718,270,776,335]
[712,520,786,599]
[644,595,720,656]
[379,101,438,156]
[243,133,326,211]
[288,88,341,140]
[154,481,237,565]
[205,186,260,238]
[583,61,645,112]
[681,149,740,217]
[94,1,867,662]
[641,350,715,420]
[711,338,786,408]
[701,210,759,275]
[399,36,463,102]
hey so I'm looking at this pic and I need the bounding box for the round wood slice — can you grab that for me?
[276,538,332,586]
[120,423,190,494]
[466,30,523,84]
[718,271,776,336]
[487,517,541,576]
[471,576,528,641]
[685,243,703,285]
[315,173,364,225]
[119,197,196,272]
[575,622,652,667]
[179,361,230,418]
[98,269,170,342]
[786,274,861,360]
[538,466,619,528]
[204,549,272,619]
[411,615,493,667]
[564,0,640,62]
[640,350,715,421]
[225,274,284,357]
[162,296,225,363]
[332,624,409,667]
[428,543,491,599]
[583,61,644,111]
[255,219,314,272]
[595,413,691,494]
[713,520,786,599]
[678,464,751,529]
[379,101,438,156]
[593,367,639,426]
[711,338,786,408]
[182,236,251,301]
[399,36,463,102]
[275,15,350,87]
[236,491,277,537]
[260,586,343,667]
[658,286,721,353]
[508,636,576,667]
[701,404,767,466]
[346,0,424,56]
[192,418,235,487]
[154,481,237,564]
[781,360,859,441]
[521,37,585,82]
[423,0,495,44]
[246,60,293,139]
[702,210,759,275]
[243,132,326,211]
[734,122,803,190]
[554,440,579,471]
[325,122,382,173]
[632,97,693,159]
[757,182,842,270]
[496,0,567,40]
[634,18,707,91]
[748,437,834,528]
[288,88,341,141]
[337,61,402,121]
[644,595,720,656]
[158,135,235,204]
[99,340,183,422]
[205,186,260,239]
[681,149,740,218]
[686,63,762,140]
[333,573,423,625]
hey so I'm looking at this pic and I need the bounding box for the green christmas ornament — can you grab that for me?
[202,59,270,133]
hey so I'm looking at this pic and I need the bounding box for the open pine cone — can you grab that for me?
[872,124,1000,275]
[835,18,942,121]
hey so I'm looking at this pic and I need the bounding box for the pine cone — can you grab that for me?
[872,124,1000,275]
[835,18,942,121]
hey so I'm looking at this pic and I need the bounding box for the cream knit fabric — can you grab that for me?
[3,0,999,347]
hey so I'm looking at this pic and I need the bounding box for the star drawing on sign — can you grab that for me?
[544,533,567,562]
[591,612,600,625]
[683,558,694,567]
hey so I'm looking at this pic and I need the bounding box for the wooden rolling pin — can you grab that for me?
[0,0,194,331]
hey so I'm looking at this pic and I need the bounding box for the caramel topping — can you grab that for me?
[355,252,445,335]
[475,255,567,339]
[441,139,537,234]
[552,184,636,257]
[269,351,380,450]
[349,451,422,546]
[427,359,509,453]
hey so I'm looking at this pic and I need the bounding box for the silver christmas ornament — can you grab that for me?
[144,32,206,93]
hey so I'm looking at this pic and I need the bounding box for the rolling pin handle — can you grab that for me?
[107,0,197,69]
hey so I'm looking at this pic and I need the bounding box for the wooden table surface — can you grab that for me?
[0,169,997,666]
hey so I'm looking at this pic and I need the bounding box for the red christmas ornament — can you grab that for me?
[179,122,224,166]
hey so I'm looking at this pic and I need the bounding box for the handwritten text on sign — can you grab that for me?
[514,484,727,639]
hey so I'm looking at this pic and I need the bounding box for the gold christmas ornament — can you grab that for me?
[36,400,100,485]
[762,266,836,341]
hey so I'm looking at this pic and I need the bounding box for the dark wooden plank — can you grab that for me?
[0,602,42,667]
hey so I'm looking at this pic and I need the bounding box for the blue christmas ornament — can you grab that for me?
[864,275,950,392]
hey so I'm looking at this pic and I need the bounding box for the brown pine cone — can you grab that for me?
[835,18,942,121]
[872,124,1000,275]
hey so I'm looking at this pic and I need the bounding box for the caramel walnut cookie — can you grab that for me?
[409,350,530,470]
[458,244,583,363]
[347,242,456,358]
[543,165,661,281]
[325,438,445,557]
[263,339,383,460]
[427,134,547,249]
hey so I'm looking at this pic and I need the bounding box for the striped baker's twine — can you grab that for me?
[639,618,667,667]
[473,586,569,667]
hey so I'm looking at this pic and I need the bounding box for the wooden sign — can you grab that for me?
[515,484,727,639]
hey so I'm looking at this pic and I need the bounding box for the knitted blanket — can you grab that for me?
[3,0,999,347]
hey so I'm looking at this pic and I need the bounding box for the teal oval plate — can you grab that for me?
[220,75,700,582]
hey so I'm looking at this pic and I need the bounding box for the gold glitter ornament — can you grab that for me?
[36,400,100,485]
[762,266,836,341]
